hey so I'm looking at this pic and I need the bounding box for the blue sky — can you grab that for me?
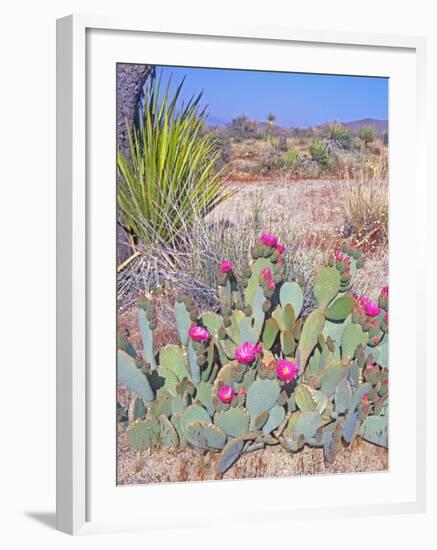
[156,65,388,128]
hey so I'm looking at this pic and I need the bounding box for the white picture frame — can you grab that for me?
[56,14,427,535]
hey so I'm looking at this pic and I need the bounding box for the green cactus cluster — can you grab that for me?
[117,236,389,474]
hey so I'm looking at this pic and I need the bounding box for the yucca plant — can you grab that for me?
[308,138,334,173]
[324,123,352,152]
[358,126,376,148]
[282,146,301,171]
[117,74,232,245]
[267,112,276,128]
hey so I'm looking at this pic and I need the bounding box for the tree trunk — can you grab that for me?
[116,63,154,158]
[116,63,154,263]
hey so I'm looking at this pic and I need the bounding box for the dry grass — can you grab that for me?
[338,178,388,250]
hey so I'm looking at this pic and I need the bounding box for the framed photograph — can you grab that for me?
[56,15,427,535]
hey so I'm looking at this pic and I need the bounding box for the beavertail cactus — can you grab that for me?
[117,236,388,473]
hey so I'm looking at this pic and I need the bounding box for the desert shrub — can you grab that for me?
[340,180,388,248]
[117,75,232,245]
[308,138,335,173]
[214,135,233,171]
[323,123,352,151]
[118,237,388,474]
[272,147,301,173]
[226,115,260,142]
[359,126,376,147]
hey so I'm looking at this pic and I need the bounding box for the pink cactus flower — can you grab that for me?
[381,285,389,297]
[362,393,369,404]
[220,260,234,274]
[254,344,263,355]
[275,243,286,254]
[335,250,343,261]
[188,325,210,342]
[364,300,381,317]
[235,342,260,364]
[365,363,375,370]
[218,385,234,404]
[276,359,299,384]
[259,232,278,247]
[261,267,276,289]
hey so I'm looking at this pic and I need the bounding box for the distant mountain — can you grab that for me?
[340,118,388,135]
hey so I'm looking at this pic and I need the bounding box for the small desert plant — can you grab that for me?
[117,74,232,245]
[308,138,335,173]
[118,237,388,474]
[359,126,376,148]
[267,113,276,128]
[270,147,301,173]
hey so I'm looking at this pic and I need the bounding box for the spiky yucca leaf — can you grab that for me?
[117,74,233,245]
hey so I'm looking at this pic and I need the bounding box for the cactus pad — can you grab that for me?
[214,406,250,438]
[138,307,157,369]
[216,438,245,474]
[298,309,325,367]
[325,296,355,321]
[262,405,285,434]
[159,415,179,447]
[185,420,227,450]
[314,267,341,310]
[280,281,304,318]
[246,378,281,421]
[127,418,160,449]
[174,301,191,345]
[342,323,368,361]
[117,350,154,403]
[359,415,388,447]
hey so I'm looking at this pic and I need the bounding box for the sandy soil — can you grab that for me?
[209,178,344,242]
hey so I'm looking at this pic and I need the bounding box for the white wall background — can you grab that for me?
[0,0,434,546]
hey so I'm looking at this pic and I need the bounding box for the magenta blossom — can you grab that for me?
[235,342,262,364]
[276,359,299,384]
[363,300,381,317]
[335,251,344,261]
[220,260,234,274]
[261,267,276,289]
[188,325,210,342]
[275,243,286,254]
[259,232,278,247]
[218,385,234,404]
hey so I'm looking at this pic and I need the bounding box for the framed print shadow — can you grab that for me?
[56,15,427,535]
